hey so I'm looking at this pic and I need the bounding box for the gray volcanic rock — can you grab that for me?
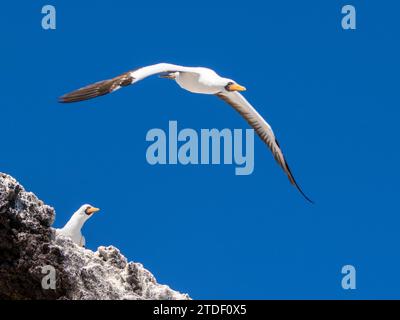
[0,173,190,300]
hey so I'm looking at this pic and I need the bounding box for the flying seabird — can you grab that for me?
[59,63,313,203]
[56,204,100,247]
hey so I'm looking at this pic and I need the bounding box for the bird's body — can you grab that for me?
[56,204,100,247]
[175,68,224,94]
[59,63,312,202]
[57,218,85,246]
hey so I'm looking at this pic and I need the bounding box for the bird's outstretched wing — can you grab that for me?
[215,91,313,203]
[59,63,193,103]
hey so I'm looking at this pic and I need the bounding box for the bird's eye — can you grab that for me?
[85,207,92,215]
[225,82,234,91]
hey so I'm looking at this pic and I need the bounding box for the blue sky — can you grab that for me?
[1,0,400,299]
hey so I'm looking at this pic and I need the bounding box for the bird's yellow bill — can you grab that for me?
[229,84,246,91]
[87,207,100,214]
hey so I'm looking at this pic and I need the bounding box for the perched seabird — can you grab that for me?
[56,204,100,247]
[59,63,312,203]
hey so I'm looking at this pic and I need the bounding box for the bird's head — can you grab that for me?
[75,204,100,221]
[223,79,246,92]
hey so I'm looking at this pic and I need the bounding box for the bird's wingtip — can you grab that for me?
[285,163,314,204]
[294,182,314,204]
[58,96,68,103]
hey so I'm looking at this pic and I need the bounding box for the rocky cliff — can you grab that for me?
[0,173,189,300]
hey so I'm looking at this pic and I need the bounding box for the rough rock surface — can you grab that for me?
[0,173,190,300]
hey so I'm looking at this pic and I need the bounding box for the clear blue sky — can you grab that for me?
[1,0,399,299]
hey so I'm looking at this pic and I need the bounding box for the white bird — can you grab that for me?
[59,63,312,202]
[56,204,100,247]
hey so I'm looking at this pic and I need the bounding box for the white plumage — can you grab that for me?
[59,63,312,202]
[56,204,100,247]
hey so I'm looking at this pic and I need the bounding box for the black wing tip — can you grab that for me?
[290,178,314,204]
[58,95,76,103]
[297,186,315,204]
[58,80,113,103]
[284,160,314,204]
[58,72,135,104]
[58,93,98,103]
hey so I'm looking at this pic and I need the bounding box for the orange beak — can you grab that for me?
[86,207,100,214]
[229,84,247,92]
